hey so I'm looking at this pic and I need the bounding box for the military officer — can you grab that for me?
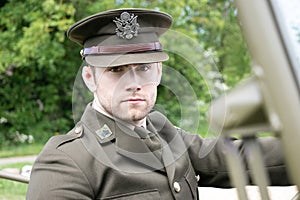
[26,8,290,199]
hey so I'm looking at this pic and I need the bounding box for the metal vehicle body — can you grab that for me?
[209,0,300,199]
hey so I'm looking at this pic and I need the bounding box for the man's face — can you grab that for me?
[93,62,162,125]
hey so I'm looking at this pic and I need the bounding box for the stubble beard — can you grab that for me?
[100,94,156,125]
[111,101,152,124]
[98,86,157,125]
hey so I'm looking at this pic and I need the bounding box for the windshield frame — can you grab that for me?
[269,0,300,90]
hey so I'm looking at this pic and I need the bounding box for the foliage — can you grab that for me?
[0,0,79,146]
[0,0,251,146]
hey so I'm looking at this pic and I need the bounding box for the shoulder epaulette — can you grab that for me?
[45,124,83,149]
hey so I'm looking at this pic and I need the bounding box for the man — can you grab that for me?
[26,8,290,199]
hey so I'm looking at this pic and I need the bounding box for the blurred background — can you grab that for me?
[0,0,252,149]
[0,0,254,199]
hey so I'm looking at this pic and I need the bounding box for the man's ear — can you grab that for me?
[82,66,97,92]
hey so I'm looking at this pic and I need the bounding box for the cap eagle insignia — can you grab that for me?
[113,12,140,40]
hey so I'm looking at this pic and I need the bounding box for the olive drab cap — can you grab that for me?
[67,8,173,67]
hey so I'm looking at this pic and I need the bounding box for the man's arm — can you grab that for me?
[180,130,291,187]
[26,137,94,200]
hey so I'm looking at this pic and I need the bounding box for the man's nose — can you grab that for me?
[123,69,142,91]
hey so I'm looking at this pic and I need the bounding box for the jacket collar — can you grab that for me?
[80,103,165,170]
[81,103,116,144]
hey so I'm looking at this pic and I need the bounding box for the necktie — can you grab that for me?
[134,126,162,159]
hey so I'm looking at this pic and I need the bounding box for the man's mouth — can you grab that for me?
[122,97,146,104]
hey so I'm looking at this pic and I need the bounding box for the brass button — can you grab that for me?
[74,126,82,134]
[173,181,181,193]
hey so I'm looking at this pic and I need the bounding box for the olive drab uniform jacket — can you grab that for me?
[26,103,289,199]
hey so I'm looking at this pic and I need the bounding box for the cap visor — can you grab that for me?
[85,51,169,67]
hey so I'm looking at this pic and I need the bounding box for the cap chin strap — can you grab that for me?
[80,42,162,58]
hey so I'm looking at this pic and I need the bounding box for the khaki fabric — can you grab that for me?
[27,104,290,199]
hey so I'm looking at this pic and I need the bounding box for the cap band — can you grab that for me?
[81,42,162,58]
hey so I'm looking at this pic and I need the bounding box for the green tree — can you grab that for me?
[0,0,251,146]
[0,0,78,146]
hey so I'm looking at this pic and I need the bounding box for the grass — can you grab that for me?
[0,162,33,200]
[0,143,44,158]
[0,143,43,199]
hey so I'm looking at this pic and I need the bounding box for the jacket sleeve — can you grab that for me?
[26,136,94,200]
[179,129,291,188]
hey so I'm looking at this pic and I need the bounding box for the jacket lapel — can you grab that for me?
[147,118,176,184]
[148,111,190,186]
[115,123,165,170]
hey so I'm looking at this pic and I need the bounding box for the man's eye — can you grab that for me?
[137,65,151,71]
[108,66,124,72]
